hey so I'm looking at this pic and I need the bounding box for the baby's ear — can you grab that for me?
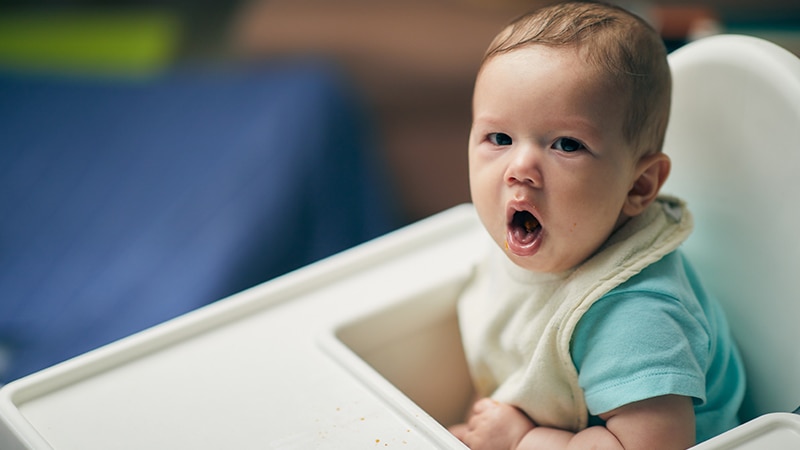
[622,153,671,217]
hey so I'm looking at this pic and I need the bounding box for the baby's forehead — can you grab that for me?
[481,45,624,96]
[482,44,613,79]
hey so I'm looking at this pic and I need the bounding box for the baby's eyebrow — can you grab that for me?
[548,116,603,140]
[471,115,504,127]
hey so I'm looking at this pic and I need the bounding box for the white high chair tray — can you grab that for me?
[1,204,798,449]
[0,205,482,449]
[692,413,800,449]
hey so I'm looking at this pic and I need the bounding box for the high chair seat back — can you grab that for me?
[662,34,800,421]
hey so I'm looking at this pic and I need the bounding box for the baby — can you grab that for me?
[449,2,745,449]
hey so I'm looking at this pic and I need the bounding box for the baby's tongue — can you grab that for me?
[511,226,534,244]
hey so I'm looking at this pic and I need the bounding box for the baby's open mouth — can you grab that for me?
[509,209,541,245]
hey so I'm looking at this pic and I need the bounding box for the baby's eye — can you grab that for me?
[552,137,585,153]
[488,133,512,146]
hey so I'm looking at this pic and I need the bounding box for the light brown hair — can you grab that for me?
[481,1,671,157]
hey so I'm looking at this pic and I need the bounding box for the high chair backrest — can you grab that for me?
[661,34,800,421]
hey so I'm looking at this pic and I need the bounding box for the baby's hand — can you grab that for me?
[450,398,535,450]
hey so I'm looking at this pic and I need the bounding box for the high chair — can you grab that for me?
[661,33,800,448]
[1,34,799,449]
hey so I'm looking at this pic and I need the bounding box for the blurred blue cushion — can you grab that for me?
[0,61,398,382]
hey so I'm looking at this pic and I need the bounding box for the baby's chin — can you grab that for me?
[500,246,579,275]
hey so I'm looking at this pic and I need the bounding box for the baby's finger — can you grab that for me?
[472,397,498,414]
[448,423,469,441]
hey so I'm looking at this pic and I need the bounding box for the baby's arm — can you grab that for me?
[452,394,695,450]
[519,394,695,449]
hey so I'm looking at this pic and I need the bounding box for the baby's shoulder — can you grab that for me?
[609,250,697,302]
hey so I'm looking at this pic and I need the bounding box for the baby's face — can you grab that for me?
[469,45,640,273]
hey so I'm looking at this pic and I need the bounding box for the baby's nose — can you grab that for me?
[505,146,542,187]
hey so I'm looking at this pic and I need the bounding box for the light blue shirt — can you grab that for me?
[571,250,745,443]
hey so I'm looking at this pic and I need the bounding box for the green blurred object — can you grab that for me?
[0,10,181,75]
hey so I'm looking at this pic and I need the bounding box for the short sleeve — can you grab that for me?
[571,290,710,416]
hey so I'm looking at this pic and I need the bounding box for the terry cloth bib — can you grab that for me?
[457,196,693,431]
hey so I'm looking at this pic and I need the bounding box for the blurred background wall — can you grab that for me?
[1,0,798,222]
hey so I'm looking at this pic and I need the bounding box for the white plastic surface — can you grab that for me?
[0,205,484,449]
[662,34,800,423]
[692,413,800,450]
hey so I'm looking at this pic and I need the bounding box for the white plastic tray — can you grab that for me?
[0,205,483,449]
[1,204,798,449]
[692,413,800,449]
